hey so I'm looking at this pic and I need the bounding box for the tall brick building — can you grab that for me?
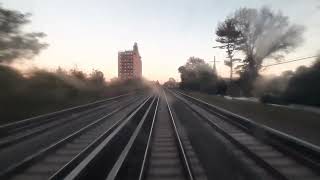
[118,43,142,79]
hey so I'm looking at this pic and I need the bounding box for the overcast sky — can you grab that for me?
[1,0,320,82]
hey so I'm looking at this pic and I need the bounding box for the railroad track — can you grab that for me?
[170,89,320,180]
[0,92,139,149]
[99,90,203,180]
[0,94,145,173]
[4,87,318,180]
[139,90,194,180]
[0,93,149,180]
[55,92,198,180]
[51,95,157,180]
[8,90,202,180]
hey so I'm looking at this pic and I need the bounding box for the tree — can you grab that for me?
[283,56,320,106]
[89,69,106,86]
[259,54,320,106]
[178,57,218,93]
[70,68,87,81]
[163,77,177,88]
[231,7,304,95]
[0,5,47,63]
[215,18,243,81]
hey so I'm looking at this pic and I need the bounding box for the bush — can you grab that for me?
[260,94,287,105]
[283,62,320,106]
[0,65,146,124]
[178,57,227,95]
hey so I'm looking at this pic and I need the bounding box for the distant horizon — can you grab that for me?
[2,0,320,83]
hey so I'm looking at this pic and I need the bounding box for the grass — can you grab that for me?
[185,91,320,146]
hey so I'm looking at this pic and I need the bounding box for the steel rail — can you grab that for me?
[173,90,320,172]
[0,96,147,179]
[164,89,195,180]
[138,96,159,180]
[170,90,289,180]
[106,96,159,180]
[171,89,320,179]
[59,96,153,180]
[0,95,141,149]
[0,91,137,136]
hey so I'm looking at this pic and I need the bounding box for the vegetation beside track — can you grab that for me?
[184,91,320,146]
[0,66,148,125]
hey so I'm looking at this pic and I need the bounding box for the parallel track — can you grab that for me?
[58,95,156,180]
[4,88,316,180]
[1,90,200,180]
[171,89,320,180]
[0,93,139,149]
[0,92,136,135]
[0,95,148,180]
[65,91,196,180]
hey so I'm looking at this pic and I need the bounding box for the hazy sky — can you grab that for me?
[1,0,320,82]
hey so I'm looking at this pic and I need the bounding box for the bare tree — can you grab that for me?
[0,6,47,63]
[215,18,243,81]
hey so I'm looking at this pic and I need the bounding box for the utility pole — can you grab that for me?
[225,58,241,82]
[213,56,217,73]
[229,57,233,81]
[209,56,220,76]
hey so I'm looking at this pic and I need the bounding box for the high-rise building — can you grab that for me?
[118,42,142,79]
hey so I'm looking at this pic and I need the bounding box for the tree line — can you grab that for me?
[172,6,320,107]
[259,57,320,106]
[0,64,145,123]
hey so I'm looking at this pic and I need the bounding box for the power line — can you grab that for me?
[261,56,318,68]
